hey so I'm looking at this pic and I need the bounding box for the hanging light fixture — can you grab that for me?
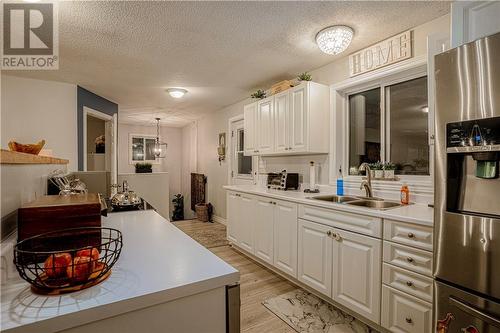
[153,117,168,158]
[316,25,354,55]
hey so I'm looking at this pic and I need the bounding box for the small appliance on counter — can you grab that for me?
[107,180,155,213]
[267,170,299,191]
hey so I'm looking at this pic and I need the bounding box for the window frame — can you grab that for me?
[330,56,433,189]
[128,133,161,165]
[232,122,253,180]
[346,75,429,176]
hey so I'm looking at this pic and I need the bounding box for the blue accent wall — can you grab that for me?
[77,86,118,170]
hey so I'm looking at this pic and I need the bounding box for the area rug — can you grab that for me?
[263,289,377,333]
[172,219,229,249]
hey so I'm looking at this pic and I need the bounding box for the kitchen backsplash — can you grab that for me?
[259,154,329,186]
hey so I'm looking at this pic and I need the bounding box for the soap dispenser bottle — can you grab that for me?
[337,166,344,196]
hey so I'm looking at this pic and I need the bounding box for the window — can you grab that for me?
[348,76,429,176]
[231,119,252,179]
[129,135,159,164]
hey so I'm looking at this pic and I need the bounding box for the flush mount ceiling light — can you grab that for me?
[166,88,187,99]
[316,25,354,55]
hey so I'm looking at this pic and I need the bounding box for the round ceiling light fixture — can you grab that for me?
[167,88,188,99]
[315,25,354,55]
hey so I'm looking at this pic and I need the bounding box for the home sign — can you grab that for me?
[349,30,413,77]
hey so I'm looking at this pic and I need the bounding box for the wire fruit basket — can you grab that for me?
[14,227,122,294]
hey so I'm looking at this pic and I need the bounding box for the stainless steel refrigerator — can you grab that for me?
[434,32,500,332]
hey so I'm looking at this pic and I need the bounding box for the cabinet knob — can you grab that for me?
[269,201,273,204]
[327,230,332,236]
[284,148,289,150]
[407,232,415,239]
[334,233,342,241]
[405,317,413,324]
[406,257,414,263]
[406,281,413,287]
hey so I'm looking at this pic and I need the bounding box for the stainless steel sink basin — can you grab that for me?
[346,200,403,210]
[309,195,359,203]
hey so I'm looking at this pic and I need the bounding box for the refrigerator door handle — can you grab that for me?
[449,295,500,328]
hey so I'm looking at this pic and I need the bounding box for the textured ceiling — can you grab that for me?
[8,1,450,127]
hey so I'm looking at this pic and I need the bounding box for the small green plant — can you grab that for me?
[250,89,266,99]
[135,162,153,173]
[298,72,312,81]
[383,162,396,170]
[371,161,383,170]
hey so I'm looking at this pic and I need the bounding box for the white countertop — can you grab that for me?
[223,185,433,226]
[1,210,239,333]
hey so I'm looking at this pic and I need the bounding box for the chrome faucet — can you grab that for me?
[358,163,373,198]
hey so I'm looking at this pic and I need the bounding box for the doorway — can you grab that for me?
[83,107,118,185]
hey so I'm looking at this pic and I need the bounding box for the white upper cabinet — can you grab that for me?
[451,1,500,47]
[274,91,290,153]
[243,102,257,155]
[256,97,274,154]
[243,81,329,156]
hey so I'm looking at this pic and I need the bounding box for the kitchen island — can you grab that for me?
[1,210,239,333]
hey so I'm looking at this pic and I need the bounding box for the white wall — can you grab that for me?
[117,123,182,215]
[1,75,78,170]
[184,14,451,220]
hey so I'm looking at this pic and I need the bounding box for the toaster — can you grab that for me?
[267,170,299,190]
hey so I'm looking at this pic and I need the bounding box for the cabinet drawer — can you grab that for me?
[382,285,432,333]
[299,205,382,237]
[383,242,433,277]
[384,220,433,251]
[382,263,433,303]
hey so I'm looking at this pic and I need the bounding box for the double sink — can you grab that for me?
[308,195,403,210]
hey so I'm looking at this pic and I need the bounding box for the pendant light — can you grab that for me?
[153,117,168,158]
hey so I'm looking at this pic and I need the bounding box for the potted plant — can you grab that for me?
[384,162,396,179]
[372,162,384,179]
[250,89,266,99]
[135,162,152,173]
[297,72,312,82]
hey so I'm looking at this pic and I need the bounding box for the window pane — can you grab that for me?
[237,152,252,175]
[349,88,381,175]
[238,129,244,151]
[132,137,144,161]
[145,138,156,161]
[387,77,429,175]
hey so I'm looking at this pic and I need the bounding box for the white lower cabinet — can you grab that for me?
[298,219,332,297]
[381,285,432,333]
[273,200,298,277]
[332,229,381,323]
[254,198,275,264]
[238,194,256,253]
[226,192,240,243]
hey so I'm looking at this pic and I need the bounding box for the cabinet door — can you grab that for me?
[273,200,298,278]
[273,91,289,153]
[256,97,274,154]
[238,194,255,253]
[332,228,382,324]
[298,219,332,297]
[289,84,308,152]
[226,192,240,243]
[254,198,275,264]
[243,102,257,155]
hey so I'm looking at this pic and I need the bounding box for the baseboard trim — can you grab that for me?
[228,242,385,333]
[212,215,226,225]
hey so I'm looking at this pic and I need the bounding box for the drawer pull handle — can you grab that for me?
[407,232,415,239]
[405,317,413,324]
[406,281,414,287]
[406,257,414,263]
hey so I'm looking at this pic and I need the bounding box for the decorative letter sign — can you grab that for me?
[349,30,413,77]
